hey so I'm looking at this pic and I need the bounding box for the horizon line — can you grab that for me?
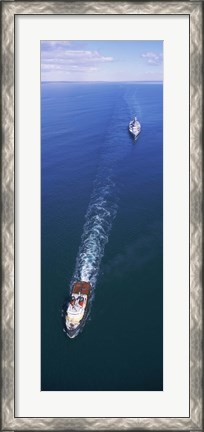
[41,80,163,84]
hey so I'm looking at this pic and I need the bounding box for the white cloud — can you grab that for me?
[141,52,163,66]
[41,42,113,75]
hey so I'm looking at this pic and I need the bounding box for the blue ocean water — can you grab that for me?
[41,82,163,391]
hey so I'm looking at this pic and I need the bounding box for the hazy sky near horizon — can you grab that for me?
[41,40,163,82]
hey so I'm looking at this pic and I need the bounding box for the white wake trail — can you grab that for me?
[73,171,118,288]
[71,87,140,295]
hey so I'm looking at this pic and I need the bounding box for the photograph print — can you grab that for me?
[41,40,163,391]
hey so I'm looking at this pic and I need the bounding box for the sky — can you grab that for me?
[41,40,163,82]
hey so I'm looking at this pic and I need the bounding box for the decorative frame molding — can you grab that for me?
[1,1,202,430]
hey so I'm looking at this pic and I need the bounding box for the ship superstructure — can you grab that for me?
[65,281,91,338]
[129,117,141,139]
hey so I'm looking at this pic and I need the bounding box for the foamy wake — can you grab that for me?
[71,87,140,304]
[72,170,118,289]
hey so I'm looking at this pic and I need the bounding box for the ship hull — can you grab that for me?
[129,129,140,139]
[129,118,141,140]
[65,308,89,338]
[64,281,92,338]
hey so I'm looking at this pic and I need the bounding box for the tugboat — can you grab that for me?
[129,117,141,140]
[65,281,91,338]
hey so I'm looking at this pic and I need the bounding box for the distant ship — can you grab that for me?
[129,117,141,139]
[65,281,91,338]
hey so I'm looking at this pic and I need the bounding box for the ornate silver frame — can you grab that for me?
[1,1,203,430]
